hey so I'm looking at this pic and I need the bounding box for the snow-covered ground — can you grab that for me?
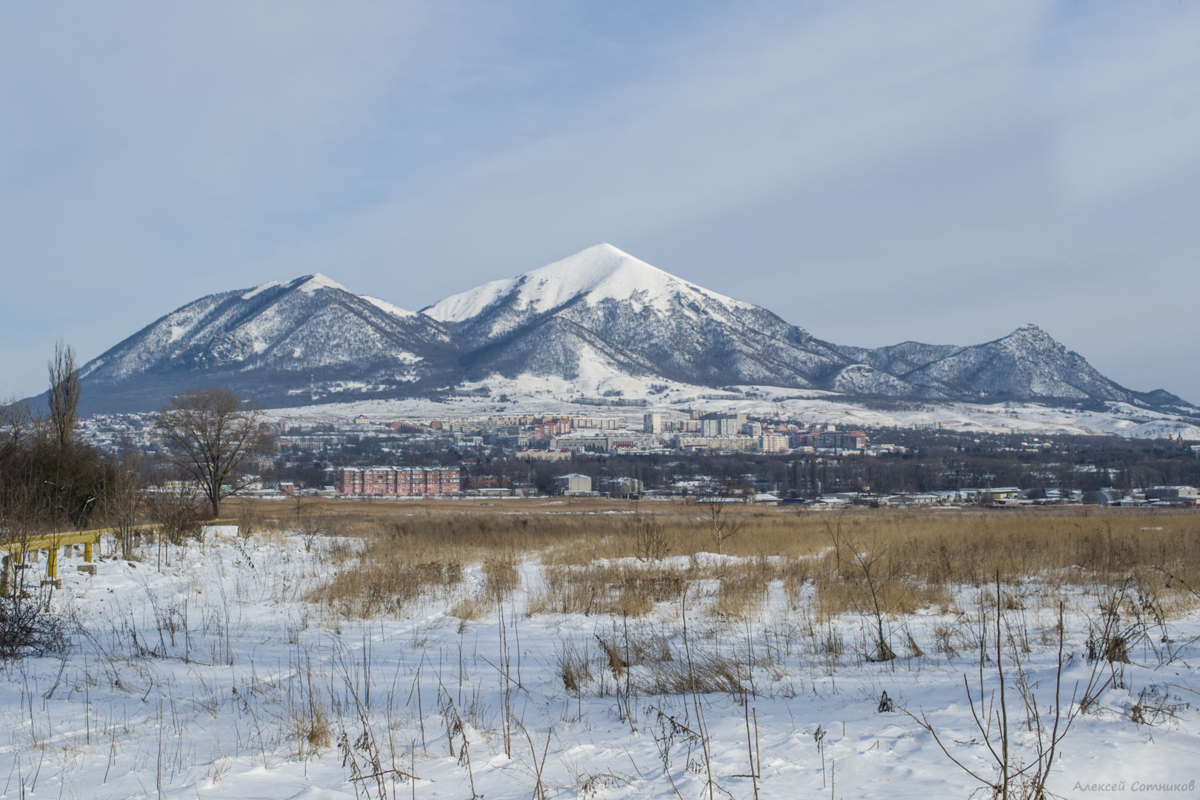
[3,528,1199,799]
[264,374,1200,440]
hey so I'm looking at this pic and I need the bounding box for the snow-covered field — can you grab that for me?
[3,526,1199,799]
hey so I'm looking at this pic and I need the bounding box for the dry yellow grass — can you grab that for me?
[448,593,488,622]
[227,498,1200,618]
[527,562,690,617]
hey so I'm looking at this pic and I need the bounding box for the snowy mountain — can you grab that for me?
[424,244,1187,409]
[840,325,1186,408]
[77,273,457,411]
[71,244,1192,415]
[427,244,854,390]
[886,325,1139,402]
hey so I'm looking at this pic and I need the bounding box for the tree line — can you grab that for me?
[2,342,271,541]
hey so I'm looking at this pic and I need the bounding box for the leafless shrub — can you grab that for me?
[1085,582,1149,666]
[0,581,69,659]
[1129,684,1189,727]
[0,485,71,658]
[99,448,144,560]
[144,481,204,546]
[630,505,670,561]
[933,623,963,659]
[291,499,328,553]
[844,534,898,662]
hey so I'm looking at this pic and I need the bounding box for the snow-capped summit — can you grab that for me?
[425,244,750,328]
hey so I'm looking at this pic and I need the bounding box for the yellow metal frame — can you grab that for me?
[1,519,237,585]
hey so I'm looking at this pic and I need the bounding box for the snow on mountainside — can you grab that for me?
[361,295,417,318]
[70,244,1194,418]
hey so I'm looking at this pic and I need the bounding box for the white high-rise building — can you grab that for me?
[701,412,746,437]
[644,412,663,434]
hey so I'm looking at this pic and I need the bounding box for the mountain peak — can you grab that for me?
[1004,323,1059,347]
[291,273,348,295]
[424,244,749,324]
[520,243,672,300]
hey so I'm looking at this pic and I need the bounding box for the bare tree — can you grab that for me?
[0,400,34,447]
[99,446,145,560]
[293,496,327,553]
[47,340,81,450]
[156,388,270,518]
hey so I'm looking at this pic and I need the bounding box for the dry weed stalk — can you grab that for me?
[903,575,1083,800]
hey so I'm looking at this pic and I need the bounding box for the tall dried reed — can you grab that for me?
[255,498,1198,618]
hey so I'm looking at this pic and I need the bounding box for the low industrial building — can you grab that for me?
[604,477,644,498]
[555,473,593,496]
[1145,486,1199,500]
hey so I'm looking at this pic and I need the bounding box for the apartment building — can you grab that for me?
[339,466,462,496]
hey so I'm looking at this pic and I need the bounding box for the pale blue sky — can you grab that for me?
[2,1,1198,403]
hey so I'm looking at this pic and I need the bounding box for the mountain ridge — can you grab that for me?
[64,244,1193,416]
